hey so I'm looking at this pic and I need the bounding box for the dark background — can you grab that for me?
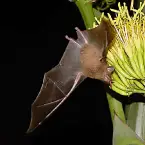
[1,0,135,144]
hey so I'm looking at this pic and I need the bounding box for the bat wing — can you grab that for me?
[27,19,115,133]
[83,18,116,55]
[27,38,87,133]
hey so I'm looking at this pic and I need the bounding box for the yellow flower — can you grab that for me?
[105,2,145,96]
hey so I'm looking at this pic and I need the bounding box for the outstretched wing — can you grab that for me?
[27,19,115,133]
[27,32,87,133]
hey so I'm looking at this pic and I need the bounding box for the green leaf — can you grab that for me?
[113,114,145,145]
[125,102,145,141]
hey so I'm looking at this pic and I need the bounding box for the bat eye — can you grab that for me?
[99,56,106,62]
[107,66,114,73]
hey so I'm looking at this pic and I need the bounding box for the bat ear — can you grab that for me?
[107,66,114,73]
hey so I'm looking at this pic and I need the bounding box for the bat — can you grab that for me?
[27,18,115,133]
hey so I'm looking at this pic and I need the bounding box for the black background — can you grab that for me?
[1,0,140,145]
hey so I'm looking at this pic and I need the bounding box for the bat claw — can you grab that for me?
[65,35,75,42]
[65,35,76,42]
[65,35,71,41]
[65,35,81,47]
[75,27,81,32]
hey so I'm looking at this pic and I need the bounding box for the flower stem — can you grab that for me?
[125,102,145,140]
[75,0,96,29]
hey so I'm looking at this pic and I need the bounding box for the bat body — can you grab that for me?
[27,18,115,133]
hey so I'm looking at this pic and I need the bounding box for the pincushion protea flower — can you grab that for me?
[106,2,145,96]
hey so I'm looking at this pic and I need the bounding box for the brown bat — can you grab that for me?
[27,18,115,133]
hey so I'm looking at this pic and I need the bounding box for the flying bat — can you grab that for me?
[27,18,115,133]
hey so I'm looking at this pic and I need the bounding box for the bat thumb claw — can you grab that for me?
[75,27,81,31]
[65,35,70,40]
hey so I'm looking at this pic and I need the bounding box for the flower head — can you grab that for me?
[104,2,145,96]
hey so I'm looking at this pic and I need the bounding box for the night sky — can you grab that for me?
[2,0,141,144]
